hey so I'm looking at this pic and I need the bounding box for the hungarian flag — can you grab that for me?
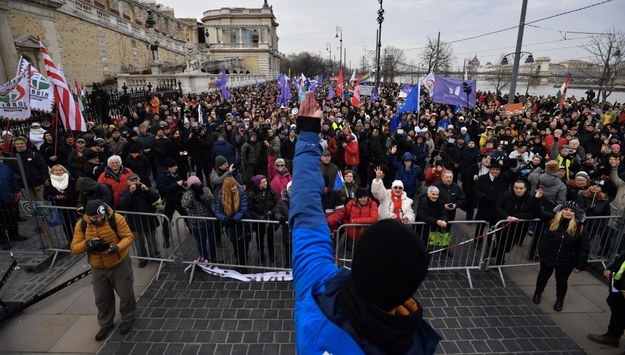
[351,75,361,107]
[556,74,571,108]
[336,68,344,99]
[39,39,87,131]
[74,80,87,114]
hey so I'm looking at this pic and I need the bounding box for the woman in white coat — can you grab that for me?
[371,166,415,223]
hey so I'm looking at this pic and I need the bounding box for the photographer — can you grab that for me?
[118,174,161,268]
[424,158,447,186]
[156,158,188,248]
[70,199,136,341]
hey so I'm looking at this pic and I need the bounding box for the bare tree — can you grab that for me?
[487,64,511,95]
[381,46,406,83]
[583,27,625,104]
[421,37,455,74]
[280,52,331,77]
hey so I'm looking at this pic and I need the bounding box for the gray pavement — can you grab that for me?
[1,217,623,354]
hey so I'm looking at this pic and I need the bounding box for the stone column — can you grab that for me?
[0,3,18,83]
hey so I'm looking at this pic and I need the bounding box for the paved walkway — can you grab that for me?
[0,218,623,354]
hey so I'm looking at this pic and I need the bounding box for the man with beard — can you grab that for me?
[71,199,136,341]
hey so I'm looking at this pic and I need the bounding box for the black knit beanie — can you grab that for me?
[350,219,428,311]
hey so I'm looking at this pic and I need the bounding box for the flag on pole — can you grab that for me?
[327,84,335,100]
[74,80,86,113]
[398,83,412,99]
[556,74,571,108]
[39,39,87,132]
[390,85,420,133]
[310,74,323,93]
[220,70,231,100]
[349,69,357,84]
[0,71,31,120]
[198,102,203,125]
[255,78,260,90]
[351,75,361,107]
[371,84,378,101]
[420,72,436,97]
[336,68,344,99]
[360,71,371,83]
[333,170,345,191]
[16,56,54,112]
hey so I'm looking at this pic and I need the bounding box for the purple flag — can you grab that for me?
[432,76,476,108]
[255,78,260,90]
[371,84,379,101]
[220,70,231,100]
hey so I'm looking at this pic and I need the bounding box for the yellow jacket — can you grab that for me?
[70,205,134,270]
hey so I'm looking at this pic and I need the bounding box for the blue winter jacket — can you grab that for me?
[0,163,19,205]
[388,152,424,198]
[291,129,440,354]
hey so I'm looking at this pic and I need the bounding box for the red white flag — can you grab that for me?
[39,40,87,132]
[351,75,361,107]
[556,74,571,108]
[336,68,344,99]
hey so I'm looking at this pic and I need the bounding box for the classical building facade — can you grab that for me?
[1,0,199,85]
[1,0,281,86]
[201,1,281,79]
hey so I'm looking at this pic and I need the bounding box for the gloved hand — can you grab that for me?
[109,245,119,254]
[223,218,234,227]
[278,216,287,225]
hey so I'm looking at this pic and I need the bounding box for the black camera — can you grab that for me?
[87,238,110,253]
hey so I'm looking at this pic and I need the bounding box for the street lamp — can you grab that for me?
[335,26,343,74]
[326,42,332,71]
[501,52,534,101]
[374,0,384,94]
[462,81,472,109]
[145,8,159,62]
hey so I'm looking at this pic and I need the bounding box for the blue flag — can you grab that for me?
[333,171,344,191]
[327,84,335,100]
[453,104,463,113]
[390,85,420,133]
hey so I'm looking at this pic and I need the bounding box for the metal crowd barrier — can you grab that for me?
[486,216,624,286]
[335,220,490,289]
[173,216,292,283]
[34,205,175,279]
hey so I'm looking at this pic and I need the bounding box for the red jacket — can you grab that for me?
[425,166,447,186]
[98,167,133,207]
[343,138,360,166]
[544,135,567,158]
[342,198,378,241]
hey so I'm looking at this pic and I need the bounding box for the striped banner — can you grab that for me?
[39,40,87,132]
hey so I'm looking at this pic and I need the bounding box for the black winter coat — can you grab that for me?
[273,189,290,224]
[156,167,184,206]
[539,219,590,270]
[248,185,279,220]
[416,195,448,231]
[474,174,511,223]
[118,187,160,231]
[495,190,538,221]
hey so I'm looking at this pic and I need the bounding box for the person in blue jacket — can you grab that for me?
[388,148,425,200]
[291,91,441,354]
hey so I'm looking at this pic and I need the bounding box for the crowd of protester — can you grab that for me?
[0,80,624,270]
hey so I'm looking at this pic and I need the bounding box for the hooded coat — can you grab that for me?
[75,177,113,209]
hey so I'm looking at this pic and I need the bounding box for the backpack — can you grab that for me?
[80,212,118,234]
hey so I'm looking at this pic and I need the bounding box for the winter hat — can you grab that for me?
[275,158,286,167]
[391,180,404,189]
[127,173,140,181]
[355,187,368,199]
[164,158,177,168]
[545,160,560,174]
[251,174,266,186]
[186,175,201,187]
[554,200,586,222]
[350,219,428,311]
[574,171,590,181]
[13,136,27,144]
[85,199,107,217]
[215,155,228,167]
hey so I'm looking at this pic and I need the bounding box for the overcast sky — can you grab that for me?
[157,0,624,70]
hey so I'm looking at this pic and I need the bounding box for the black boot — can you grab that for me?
[532,291,541,305]
[553,299,563,312]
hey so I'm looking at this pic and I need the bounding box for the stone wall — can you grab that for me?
[6,0,188,84]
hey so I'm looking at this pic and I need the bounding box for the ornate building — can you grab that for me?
[201,1,281,79]
[0,0,197,84]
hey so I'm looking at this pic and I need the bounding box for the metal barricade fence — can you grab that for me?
[174,216,292,283]
[486,216,625,287]
[335,220,491,289]
[34,205,175,279]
